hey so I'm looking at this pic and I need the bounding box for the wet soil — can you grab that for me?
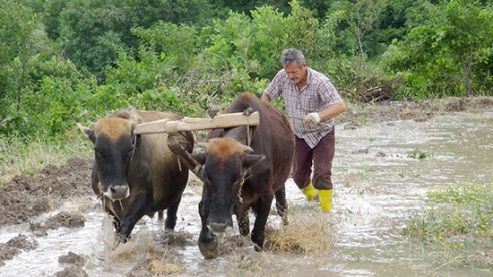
[0,234,38,265]
[2,97,491,228]
[340,96,493,127]
[0,158,93,226]
[0,158,92,264]
[0,96,492,275]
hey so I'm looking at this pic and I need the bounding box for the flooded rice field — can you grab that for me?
[1,110,492,276]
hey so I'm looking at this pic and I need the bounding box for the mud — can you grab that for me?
[0,96,492,275]
[44,212,86,230]
[58,251,87,266]
[1,97,492,229]
[0,158,93,226]
[340,96,493,127]
[0,234,38,265]
[54,266,88,277]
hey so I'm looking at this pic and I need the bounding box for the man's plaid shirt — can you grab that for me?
[264,67,342,149]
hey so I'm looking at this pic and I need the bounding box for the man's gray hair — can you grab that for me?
[280,48,305,66]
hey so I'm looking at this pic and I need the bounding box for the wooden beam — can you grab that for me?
[135,111,260,135]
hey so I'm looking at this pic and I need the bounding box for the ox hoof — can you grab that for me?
[281,215,289,226]
[119,233,130,244]
[198,236,219,259]
[253,243,263,252]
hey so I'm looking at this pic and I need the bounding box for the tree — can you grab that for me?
[440,0,493,96]
[383,0,493,98]
[0,1,39,115]
[57,0,129,81]
[325,0,387,57]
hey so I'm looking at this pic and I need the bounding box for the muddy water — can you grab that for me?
[1,111,492,276]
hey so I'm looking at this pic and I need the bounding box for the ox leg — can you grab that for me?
[102,197,122,233]
[118,193,150,242]
[165,198,181,230]
[198,200,218,259]
[251,196,274,251]
[275,186,289,225]
[235,204,250,236]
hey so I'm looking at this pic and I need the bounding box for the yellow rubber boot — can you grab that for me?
[302,182,319,201]
[319,189,333,211]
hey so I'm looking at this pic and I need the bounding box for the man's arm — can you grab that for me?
[319,100,346,121]
[305,100,346,124]
[305,78,346,124]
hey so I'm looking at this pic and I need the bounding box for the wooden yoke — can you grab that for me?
[167,134,205,179]
[134,112,260,135]
[138,112,260,183]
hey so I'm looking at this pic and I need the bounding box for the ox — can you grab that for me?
[191,92,294,259]
[77,107,193,242]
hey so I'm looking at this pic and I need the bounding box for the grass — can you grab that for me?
[265,211,333,254]
[0,130,91,186]
[402,182,493,267]
[407,148,429,159]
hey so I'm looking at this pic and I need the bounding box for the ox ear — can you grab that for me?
[192,152,207,165]
[242,154,265,168]
[77,123,95,144]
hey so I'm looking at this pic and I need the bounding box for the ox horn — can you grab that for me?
[76,123,95,143]
[241,145,254,153]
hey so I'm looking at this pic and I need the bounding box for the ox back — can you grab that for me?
[78,107,193,242]
[196,92,294,258]
[211,93,295,204]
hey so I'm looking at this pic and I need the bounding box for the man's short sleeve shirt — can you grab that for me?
[264,67,342,148]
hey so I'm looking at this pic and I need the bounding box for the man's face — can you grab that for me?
[284,62,306,84]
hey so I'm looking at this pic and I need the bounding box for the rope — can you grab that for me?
[246,115,251,146]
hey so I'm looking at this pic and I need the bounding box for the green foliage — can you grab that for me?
[0,1,39,111]
[0,0,89,137]
[403,183,493,246]
[200,0,323,102]
[285,0,321,58]
[1,0,493,140]
[383,0,493,99]
[42,0,67,40]
[407,148,428,159]
[427,184,493,206]
[88,47,192,115]
[133,22,199,74]
[57,0,128,80]
[325,0,388,57]
[123,0,216,26]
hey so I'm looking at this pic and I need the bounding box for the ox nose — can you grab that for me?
[209,222,228,233]
[106,185,129,200]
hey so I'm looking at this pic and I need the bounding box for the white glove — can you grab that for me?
[304,112,321,124]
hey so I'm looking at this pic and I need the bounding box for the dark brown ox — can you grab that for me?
[192,92,294,259]
[77,107,193,242]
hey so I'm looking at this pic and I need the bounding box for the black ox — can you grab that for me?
[190,93,295,259]
[77,107,193,242]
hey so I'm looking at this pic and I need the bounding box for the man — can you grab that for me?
[261,48,345,211]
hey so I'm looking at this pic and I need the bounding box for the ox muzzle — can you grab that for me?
[103,184,130,200]
[207,216,233,233]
